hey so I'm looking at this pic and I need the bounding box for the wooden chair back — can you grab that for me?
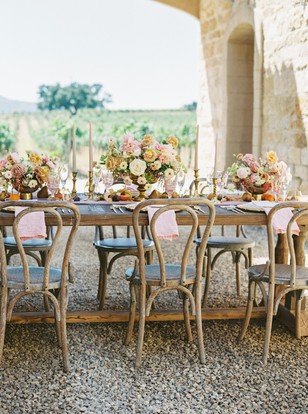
[132,198,215,287]
[267,201,308,287]
[0,201,80,291]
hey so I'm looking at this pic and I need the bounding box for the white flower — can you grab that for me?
[119,161,128,170]
[28,179,38,188]
[129,159,147,176]
[164,168,175,178]
[4,171,12,179]
[108,137,116,147]
[137,176,147,185]
[151,160,161,171]
[123,176,132,185]
[145,183,152,191]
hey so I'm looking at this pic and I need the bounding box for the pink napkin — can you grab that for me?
[147,206,179,241]
[263,207,300,235]
[15,207,47,241]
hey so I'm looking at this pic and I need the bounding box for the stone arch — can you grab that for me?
[221,3,263,169]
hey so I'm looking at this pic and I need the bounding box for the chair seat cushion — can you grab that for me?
[125,264,196,286]
[249,264,308,285]
[3,237,52,248]
[195,236,255,249]
[5,266,63,290]
[94,237,154,250]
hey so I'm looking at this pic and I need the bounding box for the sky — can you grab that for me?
[0,0,200,110]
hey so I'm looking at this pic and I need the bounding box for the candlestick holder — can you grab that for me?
[71,171,78,198]
[212,177,218,198]
[88,170,94,200]
[193,169,200,197]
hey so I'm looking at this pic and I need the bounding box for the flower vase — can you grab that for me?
[15,184,40,200]
[130,175,146,201]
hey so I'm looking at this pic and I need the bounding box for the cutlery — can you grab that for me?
[118,206,124,213]
[220,205,245,214]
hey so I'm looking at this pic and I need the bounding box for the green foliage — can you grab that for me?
[0,123,15,153]
[182,101,197,111]
[37,82,112,115]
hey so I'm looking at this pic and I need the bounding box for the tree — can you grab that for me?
[183,101,197,111]
[37,82,112,115]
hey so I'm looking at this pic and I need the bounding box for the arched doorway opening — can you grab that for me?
[225,23,254,167]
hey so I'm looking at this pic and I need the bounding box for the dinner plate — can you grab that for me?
[125,203,182,213]
[237,201,278,212]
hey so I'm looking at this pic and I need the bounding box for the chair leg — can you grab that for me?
[238,280,255,342]
[59,292,69,373]
[195,284,205,364]
[0,287,8,362]
[125,283,137,346]
[97,251,108,310]
[235,252,241,297]
[295,291,303,340]
[183,295,192,342]
[262,284,275,365]
[135,284,146,367]
[202,248,212,308]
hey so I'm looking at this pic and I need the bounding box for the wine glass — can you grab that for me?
[93,165,102,196]
[101,170,114,193]
[48,173,60,200]
[177,169,186,197]
[59,164,69,194]
[164,175,178,198]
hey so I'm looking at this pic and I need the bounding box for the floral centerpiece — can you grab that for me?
[0,150,57,194]
[101,133,184,193]
[227,151,292,195]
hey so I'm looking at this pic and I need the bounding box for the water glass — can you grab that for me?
[164,175,178,198]
[177,170,186,197]
[48,173,60,199]
[101,170,114,192]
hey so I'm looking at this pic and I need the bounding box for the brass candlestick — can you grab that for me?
[194,169,200,197]
[88,170,94,200]
[71,171,78,198]
[212,177,218,198]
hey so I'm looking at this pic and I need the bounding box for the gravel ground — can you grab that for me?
[0,225,307,414]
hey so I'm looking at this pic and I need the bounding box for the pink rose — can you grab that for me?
[11,163,26,179]
[237,167,250,179]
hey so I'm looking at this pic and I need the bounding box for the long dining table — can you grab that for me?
[1,200,308,337]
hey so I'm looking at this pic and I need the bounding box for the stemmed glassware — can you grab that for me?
[93,165,102,196]
[164,175,178,198]
[59,164,69,194]
[177,169,186,197]
[48,172,60,200]
[101,170,114,193]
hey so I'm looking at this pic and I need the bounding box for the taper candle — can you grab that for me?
[89,122,93,171]
[72,125,76,171]
[214,133,219,177]
[194,125,199,170]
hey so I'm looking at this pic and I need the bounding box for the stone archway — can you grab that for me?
[225,23,254,167]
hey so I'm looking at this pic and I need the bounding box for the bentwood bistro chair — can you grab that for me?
[94,224,155,310]
[0,201,80,372]
[238,202,308,364]
[190,179,255,306]
[124,198,215,367]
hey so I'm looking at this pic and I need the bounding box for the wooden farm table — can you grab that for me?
[2,201,308,336]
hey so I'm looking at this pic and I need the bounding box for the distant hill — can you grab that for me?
[0,96,37,113]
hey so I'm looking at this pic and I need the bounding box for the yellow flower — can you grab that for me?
[141,135,155,147]
[36,166,50,184]
[143,149,157,163]
[28,152,43,165]
[266,151,278,164]
[166,135,178,149]
[106,156,120,171]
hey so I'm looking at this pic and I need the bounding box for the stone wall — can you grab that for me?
[196,0,308,191]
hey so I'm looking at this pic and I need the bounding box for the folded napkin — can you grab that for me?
[15,207,47,241]
[263,207,300,235]
[147,206,179,241]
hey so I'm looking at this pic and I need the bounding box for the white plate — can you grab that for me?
[237,201,278,212]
